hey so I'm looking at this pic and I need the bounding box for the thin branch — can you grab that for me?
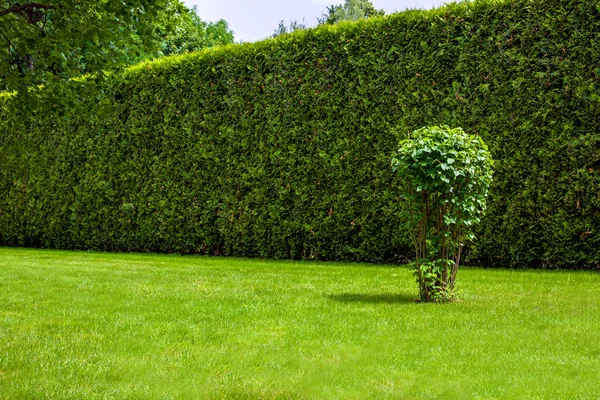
[41,7,48,31]
[0,27,14,48]
[0,3,59,20]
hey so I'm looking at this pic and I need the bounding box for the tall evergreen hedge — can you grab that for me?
[1,0,599,267]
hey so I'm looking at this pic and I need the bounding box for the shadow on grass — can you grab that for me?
[327,292,417,304]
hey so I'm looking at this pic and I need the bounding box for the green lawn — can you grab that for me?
[1,248,599,399]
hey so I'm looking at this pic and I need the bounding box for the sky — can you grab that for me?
[182,0,452,43]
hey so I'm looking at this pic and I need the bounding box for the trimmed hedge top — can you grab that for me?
[1,0,599,267]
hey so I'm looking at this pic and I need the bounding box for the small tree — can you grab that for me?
[318,0,384,25]
[272,19,308,38]
[392,126,494,302]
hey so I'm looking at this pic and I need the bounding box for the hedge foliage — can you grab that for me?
[1,0,599,267]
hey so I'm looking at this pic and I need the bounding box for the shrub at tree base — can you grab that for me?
[393,126,493,302]
[0,0,599,268]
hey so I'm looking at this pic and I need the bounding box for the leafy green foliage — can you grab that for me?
[0,0,599,268]
[0,0,234,109]
[0,1,187,94]
[160,6,234,56]
[393,126,493,302]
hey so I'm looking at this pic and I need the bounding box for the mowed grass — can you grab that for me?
[0,248,599,399]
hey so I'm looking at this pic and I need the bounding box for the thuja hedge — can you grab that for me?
[1,0,599,267]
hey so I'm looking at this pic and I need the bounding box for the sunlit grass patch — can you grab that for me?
[1,247,599,399]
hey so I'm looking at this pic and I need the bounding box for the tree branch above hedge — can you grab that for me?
[0,2,60,23]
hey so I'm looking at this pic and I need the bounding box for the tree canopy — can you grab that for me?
[160,6,234,57]
[0,1,234,98]
[319,0,384,25]
[272,0,384,38]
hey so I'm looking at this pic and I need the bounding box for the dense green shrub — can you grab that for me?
[1,0,599,267]
[393,126,494,301]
